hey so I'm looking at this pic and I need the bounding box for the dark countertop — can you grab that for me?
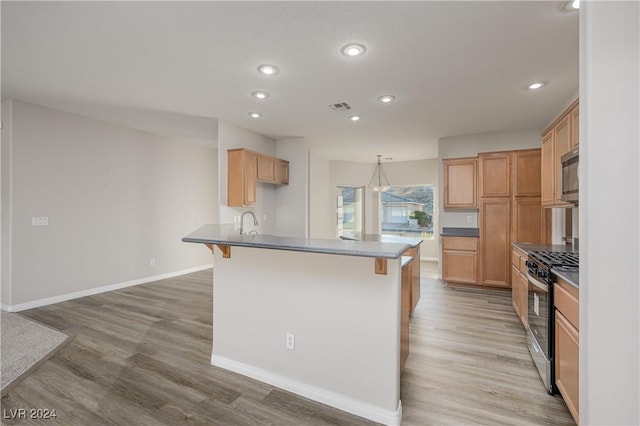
[552,268,579,289]
[440,227,479,237]
[340,233,423,247]
[183,224,411,259]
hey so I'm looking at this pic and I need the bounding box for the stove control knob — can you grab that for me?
[525,260,536,269]
[537,270,548,280]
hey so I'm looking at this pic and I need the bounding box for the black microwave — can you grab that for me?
[561,148,579,204]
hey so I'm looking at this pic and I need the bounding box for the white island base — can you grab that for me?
[210,245,404,425]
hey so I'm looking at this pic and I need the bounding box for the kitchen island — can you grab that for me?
[183,224,418,425]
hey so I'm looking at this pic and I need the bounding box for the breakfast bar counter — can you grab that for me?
[182,224,417,425]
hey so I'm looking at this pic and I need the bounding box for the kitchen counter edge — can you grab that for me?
[183,224,411,259]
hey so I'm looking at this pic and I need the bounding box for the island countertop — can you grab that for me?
[182,224,411,259]
[340,232,423,247]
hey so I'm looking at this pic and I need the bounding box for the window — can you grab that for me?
[337,186,364,236]
[380,185,434,239]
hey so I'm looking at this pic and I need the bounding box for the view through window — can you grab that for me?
[337,186,364,237]
[380,185,434,239]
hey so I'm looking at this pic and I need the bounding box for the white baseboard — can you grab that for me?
[1,264,213,312]
[211,354,402,426]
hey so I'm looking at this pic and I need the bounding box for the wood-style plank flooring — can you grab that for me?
[1,265,574,425]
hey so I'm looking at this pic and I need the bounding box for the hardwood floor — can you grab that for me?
[1,266,574,425]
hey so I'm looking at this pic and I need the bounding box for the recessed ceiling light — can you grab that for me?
[248,112,263,119]
[378,95,396,103]
[564,0,579,10]
[252,91,270,99]
[527,82,546,90]
[348,115,361,122]
[341,43,366,57]
[257,65,279,76]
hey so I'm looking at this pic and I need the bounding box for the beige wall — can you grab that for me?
[308,152,333,239]
[275,138,309,238]
[1,100,217,308]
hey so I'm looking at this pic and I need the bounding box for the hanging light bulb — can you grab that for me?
[368,155,391,192]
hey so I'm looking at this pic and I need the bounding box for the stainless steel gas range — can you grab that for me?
[525,250,579,394]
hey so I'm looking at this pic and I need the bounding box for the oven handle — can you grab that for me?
[527,273,548,291]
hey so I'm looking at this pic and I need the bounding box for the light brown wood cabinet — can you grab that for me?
[228,149,258,207]
[403,245,421,314]
[511,246,528,326]
[479,198,511,288]
[555,277,579,424]
[275,159,289,184]
[512,149,542,197]
[570,104,579,149]
[512,197,543,244]
[541,99,578,207]
[400,259,411,372]
[479,152,511,198]
[442,236,478,284]
[257,155,275,182]
[443,157,478,209]
[228,149,289,207]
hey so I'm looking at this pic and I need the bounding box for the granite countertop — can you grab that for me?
[340,232,423,247]
[552,268,579,289]
[440,227,479,237]
[183,224,411,259]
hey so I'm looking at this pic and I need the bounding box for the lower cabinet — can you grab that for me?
[511,246,528,327]
[555,278,580,424]
[442,236,478,284]
[400,259,411,372]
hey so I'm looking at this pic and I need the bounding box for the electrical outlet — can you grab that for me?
[286,332,295,350]
[32,217,49,226]
[150,258,156,266]
[466,215,472,223]
[263,214,268,223]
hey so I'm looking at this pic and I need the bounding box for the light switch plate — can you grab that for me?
[32,217,49,226]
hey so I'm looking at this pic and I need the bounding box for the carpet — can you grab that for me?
[0,310,70,394]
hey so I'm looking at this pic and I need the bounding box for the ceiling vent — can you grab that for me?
[329,102,352,111]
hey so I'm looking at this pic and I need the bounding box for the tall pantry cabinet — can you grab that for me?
[478,149,544,288]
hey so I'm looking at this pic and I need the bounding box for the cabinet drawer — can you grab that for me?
[442,236,478,251]
[512,251,521,268]
[520,256,528,273]
[555,279,579,329]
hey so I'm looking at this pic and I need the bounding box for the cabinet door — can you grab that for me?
[275,159,289,184]
[479,198,510,287]
[511,265,521,317]
[512,198,543,244]
[244,151,258,205]
[479,152,511,198]
[518,270,528,326]
[541,132,554,206]
[556,312,579,424]
[570,104,579,149]
[512,149,541,197]
[257,155,275,182]
[553,115,571,205]
[443,157,477,209]
[400,264,411,371]
[442,250,477,284]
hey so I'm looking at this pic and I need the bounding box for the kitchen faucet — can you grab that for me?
[239,211,259,235]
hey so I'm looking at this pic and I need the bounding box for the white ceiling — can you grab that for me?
[1,1,578,162]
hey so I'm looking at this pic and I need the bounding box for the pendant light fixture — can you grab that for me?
[368,155,391,192]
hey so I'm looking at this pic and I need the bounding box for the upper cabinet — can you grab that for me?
[228,149,289,207]
[479,152,511,198]
[443,157,478,209]
[512,149,542,197]
[541,99,578,208]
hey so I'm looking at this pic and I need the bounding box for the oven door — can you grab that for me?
[527,272,550,357]
[526,271,555,393]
